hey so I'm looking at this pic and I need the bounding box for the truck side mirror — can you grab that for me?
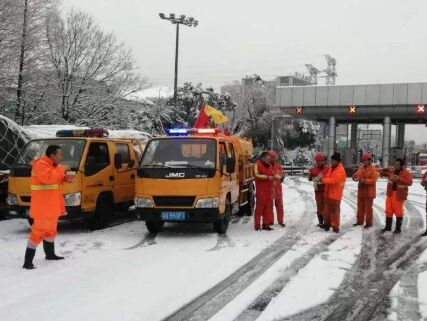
[226,158,236,173]
[114,153,123,169]
[85,156,96,175]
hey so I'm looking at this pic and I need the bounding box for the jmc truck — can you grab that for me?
[134,128,254,234]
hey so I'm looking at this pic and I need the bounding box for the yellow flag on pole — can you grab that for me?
[204,105,229,124]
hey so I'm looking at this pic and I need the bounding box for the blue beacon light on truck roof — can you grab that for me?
[166,128,220,137]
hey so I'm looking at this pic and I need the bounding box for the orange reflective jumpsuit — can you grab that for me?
[271,162,285,225]
[254,160,273,229]
[322,163,346,231]
[381,168,413,218]
[352,164,378,225]
[29,156,66,247]
[308,165,330,222]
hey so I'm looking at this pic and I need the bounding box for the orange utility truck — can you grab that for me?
[7,128,142,230]
[135,128,254,234]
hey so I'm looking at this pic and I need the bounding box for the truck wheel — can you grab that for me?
[88,194,113,231]
[245,186,255,217]
[145,220,164,234]
[239,183,255,217]
[214,197,231,234]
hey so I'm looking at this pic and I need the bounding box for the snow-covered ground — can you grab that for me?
[0,178,426,321]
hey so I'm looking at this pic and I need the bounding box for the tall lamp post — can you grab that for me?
[159,13,198,106]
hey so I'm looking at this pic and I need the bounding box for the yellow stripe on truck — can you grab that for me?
[31,184,61,191]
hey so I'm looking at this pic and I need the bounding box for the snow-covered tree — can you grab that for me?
[45,9,145,124]
[168,82,236,126]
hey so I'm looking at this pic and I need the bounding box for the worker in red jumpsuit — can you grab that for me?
[269,150,286,227]
[380,158,413,233]
[308,153,330,227]
[352,152,378,228]
[421,171,427,237]
[254,151,274,231]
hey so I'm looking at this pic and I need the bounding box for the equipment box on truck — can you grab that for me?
[7,128,141,230]
[135,127,254,234]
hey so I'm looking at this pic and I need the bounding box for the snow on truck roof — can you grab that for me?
[22,125,152,142]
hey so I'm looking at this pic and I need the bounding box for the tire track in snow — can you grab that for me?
[124,233,157,250]
[233,185,359,321]
[163,178,316,321]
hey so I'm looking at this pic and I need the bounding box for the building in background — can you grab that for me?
[220,73,314,95]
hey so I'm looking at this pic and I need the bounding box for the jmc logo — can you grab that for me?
[165,172,185,178]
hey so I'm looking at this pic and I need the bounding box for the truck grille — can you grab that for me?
[21,196,31,203]
[153,196,196,207]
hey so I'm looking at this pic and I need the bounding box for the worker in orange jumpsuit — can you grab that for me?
[319,152,346,233]
[254,151,274,231]
[380,158,413,234]
[422,171,427,237]
[23,145,74,269]
[269,150,286,227]
[308,153,330,227]
[352,152,378,228]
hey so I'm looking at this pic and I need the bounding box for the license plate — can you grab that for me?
[161,211,186,221]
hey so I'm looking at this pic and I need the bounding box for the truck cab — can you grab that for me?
[135,128,254,234]
[7,128,141,230]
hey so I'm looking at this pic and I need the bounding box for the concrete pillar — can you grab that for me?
[350,123,358,149]
[382,116,391,168]
[328,116,336,159]
[396,123,405,148]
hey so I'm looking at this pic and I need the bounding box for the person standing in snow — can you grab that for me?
[379,158,413,234]
[254,151,274,231]
[23,145,74,269]
[319,152,346,233]
[352,152,378,229]
[308,153,330,227]
[421,171,427,237]
[269,150,286,227]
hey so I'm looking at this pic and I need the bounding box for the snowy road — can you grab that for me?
[0,178,426,321]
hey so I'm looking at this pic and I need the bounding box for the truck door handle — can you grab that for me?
[131,174,135,179]
[109,176,114,181]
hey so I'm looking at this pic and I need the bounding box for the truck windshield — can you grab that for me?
[141,138,216,169]
[16,139,86,170]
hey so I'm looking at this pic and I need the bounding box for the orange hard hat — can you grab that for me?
[269,150,277,158]
[362,152,372,161]
[315,153,325,162]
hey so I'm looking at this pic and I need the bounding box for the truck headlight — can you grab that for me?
[195,197,219,208]
[135,197,154,208]
[6,193,18,206]
[65,192,81,206]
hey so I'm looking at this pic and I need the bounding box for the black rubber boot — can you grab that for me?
[381,217,392,233]
[23,247,36,270]
[322,224,331,232]
[317,215,324,227]
[394,217,403,234]
[43,241,64,260]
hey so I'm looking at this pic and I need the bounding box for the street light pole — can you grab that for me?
[174,23,179,105]
[159,13,198,106]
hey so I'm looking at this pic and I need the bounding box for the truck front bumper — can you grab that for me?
[136,208,221,223]
[6,205,89,220]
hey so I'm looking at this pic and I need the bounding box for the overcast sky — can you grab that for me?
[63,0,427,143]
